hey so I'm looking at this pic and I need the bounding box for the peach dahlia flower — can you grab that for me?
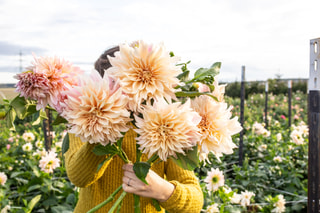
[191,95,242,162]
[107,40,181,112]
[134,99,201,161]
[15,55,83,112]
[61,71,131,145]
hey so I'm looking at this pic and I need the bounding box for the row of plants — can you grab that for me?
[0,90,308,212]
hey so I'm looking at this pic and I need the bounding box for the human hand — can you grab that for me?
[122,164,175,202]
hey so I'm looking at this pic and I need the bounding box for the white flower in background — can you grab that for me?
[276,133,282,142]
[55,141,62,149]
[240,190,255,207]
[39,151,60,173]
[0,205,11,213]
[0,172,8,186]
[230,192,242,204]
[22,132,35,142]
[205,203,219,213]
[290,130,304,145]
[272,195,286,213]
[33,149,47,158]
[258,144,267,152]
[204,168,225,192]
[252,122,270,137]
[293,121,308,137]
[273,156,283,163]
[22,142,33,152]
[35,140,43,148]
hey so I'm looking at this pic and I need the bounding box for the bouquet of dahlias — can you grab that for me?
[4,40,242,213]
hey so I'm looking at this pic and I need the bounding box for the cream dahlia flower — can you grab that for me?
[61,70,131,145]
[107,40,181,112]
[22,142,33,152]
[0,172,7,186]
[22,132,35,142]
[205,203,219,213]
[240,190,255,207]
[204,168,225,192]
[191,95,242,162]
[272,195,286,213]
[39,151,60,173]
[15,55,83,112]
[134,98,201,161]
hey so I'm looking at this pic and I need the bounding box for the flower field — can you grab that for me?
[0,89,308,213]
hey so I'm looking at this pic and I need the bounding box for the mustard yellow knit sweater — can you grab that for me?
[64,128,204,213]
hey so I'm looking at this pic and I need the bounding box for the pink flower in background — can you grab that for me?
[280,115,286,120]
[8,137,14,143]
[15,55,84,112]
[134,98,201,161]
[6,144,10,150]
[39,151,60,173]
[197,83,210,92]
[61,70,131,145]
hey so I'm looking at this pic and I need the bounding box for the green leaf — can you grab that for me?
[52,114,68,125]
[26,195,41,213]
[62,133,70,155]
[9,95,28,119]
[32,109,47,125]
[177,70,190,81]
[152,198,161,211]
[193,62,221,81]
[96,154,115,173]
[133,162,151,185]
[27,184,41,192]
[92,144,119,156]
[170,146,199,171]
[5,108,16,131]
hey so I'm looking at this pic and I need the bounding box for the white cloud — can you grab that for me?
[0,0,320,83]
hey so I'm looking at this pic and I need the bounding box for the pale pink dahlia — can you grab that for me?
[134,99,201,161]
[15,55,83,112]
[204,168,225,192]
[191,95,242,162]
[15,71,50,108]
[39,151,60,173]
[61,70,131,145]
[107,40,181,112]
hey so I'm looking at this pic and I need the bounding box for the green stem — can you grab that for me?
[134,194,141,213]
[147,154,159,165]
[108,191,127,213]
[87,185,123,213]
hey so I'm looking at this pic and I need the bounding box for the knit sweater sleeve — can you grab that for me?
[160,159,204,213]
[64,133,113,188]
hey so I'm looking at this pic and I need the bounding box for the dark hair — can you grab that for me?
[94,46,120,77]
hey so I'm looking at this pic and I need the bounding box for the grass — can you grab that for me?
[0,88,17,104]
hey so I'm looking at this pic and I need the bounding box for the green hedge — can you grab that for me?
[224,79,307,99]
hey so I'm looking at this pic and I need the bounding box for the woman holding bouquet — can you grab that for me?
[64,44,204,213]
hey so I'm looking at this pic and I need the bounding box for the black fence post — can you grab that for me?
[288,80,292,128]
[265,81,268,129]
[308,37,320,213]
[239,66,245,166]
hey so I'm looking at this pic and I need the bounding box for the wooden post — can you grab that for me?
[288,80,292,128]
[239,66,245,166]
[265,81,268,129]
[308,38,320,213]
[43,108,52,151]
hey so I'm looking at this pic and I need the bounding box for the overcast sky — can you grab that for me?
[0,0,319,84]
